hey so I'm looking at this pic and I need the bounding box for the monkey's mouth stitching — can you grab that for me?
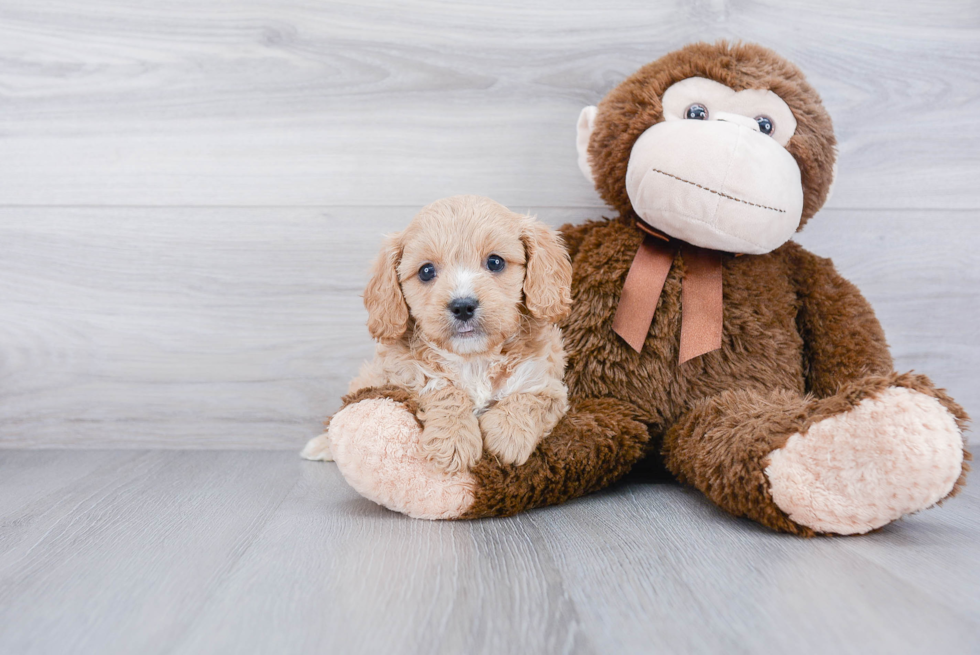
[650,168,786,213]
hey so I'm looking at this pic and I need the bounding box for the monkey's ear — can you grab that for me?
[576,106,598,186]
[363,233,410,344]
[522,218,573,324]
[823,148,839,206]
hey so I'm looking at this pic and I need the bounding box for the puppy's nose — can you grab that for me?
[448,297,479,322]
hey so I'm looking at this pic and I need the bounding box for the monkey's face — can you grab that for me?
[627,78,804,255]
[577,44,837,255]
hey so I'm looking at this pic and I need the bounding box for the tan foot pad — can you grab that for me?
[765,387,964,535]
[329,398,475,520]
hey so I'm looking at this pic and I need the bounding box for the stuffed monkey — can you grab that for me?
[318,41,969,536]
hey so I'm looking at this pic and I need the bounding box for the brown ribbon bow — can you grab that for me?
[612,224,725,364]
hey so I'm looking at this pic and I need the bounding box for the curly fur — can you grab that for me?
[318,195,573,473]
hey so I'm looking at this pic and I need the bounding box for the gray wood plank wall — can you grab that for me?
[1,0,977,448]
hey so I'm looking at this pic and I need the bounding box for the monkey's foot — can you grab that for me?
[327,398,476,520]
[765,387,965,535]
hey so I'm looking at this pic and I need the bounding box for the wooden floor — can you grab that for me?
[0,450,978,655]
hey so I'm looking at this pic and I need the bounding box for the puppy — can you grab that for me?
[303,195,572,473]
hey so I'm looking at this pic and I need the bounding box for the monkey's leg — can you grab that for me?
[462,397,650,518]
[662,374,969,536]
[321,386,475,520]
[323,387,649,519]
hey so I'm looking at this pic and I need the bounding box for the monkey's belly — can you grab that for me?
[564,244,806,430]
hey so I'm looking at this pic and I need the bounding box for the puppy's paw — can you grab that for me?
[300,433,334,461]
[419,416,483,474]
[480,408,539,466]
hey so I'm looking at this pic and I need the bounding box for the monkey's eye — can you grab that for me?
[755,115,774,136]
[685,104,708,120]
[486,254,505,272]
[418,263,436,282]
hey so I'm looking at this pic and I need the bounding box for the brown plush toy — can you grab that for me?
[318,41,970,536]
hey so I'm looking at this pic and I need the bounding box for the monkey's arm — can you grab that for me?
[787,243,893,397]
[789,242,968,444]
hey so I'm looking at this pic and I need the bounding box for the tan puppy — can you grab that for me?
[302,195,572,473]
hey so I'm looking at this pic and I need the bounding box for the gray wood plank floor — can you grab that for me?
[0,451,977,655]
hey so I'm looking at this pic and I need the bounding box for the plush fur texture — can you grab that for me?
[322,42,970,534]
[463,397,650,518]
[587,41,837,229]
[301,385,423,463]
[329,397,476,520]
[766,387,964,535]
[326,386,650,520]
[555,220,969,534]
[309,195,572,475]
[660,371,969,536]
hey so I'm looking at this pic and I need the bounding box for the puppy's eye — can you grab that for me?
[486,255,505,272]
[685,104,708,120]
[418,263,436,282]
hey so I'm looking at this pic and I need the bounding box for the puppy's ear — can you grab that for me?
[522,218,573,323]
[364,232,409,344]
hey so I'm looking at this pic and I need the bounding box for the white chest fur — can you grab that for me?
[450,359,496,414]
[422,354,551,416]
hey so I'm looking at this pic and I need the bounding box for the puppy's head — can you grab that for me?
[363,195,572,355]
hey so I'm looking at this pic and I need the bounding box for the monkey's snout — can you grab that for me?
[624,119,804,255]
[713,111,761,131]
